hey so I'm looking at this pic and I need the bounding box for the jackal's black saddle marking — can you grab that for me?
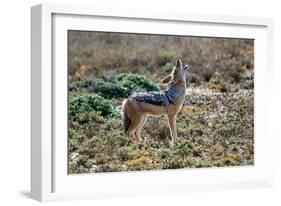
[130,89,177,106]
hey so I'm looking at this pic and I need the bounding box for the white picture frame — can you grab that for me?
[31,3,274,202]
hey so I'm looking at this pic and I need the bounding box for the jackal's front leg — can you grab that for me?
[168,115,177,145]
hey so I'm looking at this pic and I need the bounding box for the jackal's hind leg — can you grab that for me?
[127,114,145,141]
[135,115,147,141]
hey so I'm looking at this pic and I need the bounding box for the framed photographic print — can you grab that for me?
[31,3,274,201]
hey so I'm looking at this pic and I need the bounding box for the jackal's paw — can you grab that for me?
[135,136,142,142]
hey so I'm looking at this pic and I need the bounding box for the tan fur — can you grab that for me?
[122,98,185,144]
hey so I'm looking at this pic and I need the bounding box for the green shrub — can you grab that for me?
[69,77,129,98]
[68,129,87,152]
[158,148,170,159]
[69,77,102,92]
[163,156,184,169]
[76,154,89,166]
[79,137,103,158]
[172,140,193,157]
[70,74,160,99]
[117,147,135,161]
[116,134,132,147]
[194,159,213,168]
[94,163,124,173]
[117,73,160,94]
[95,81,129,99]
[69,94,117,119]
[74,111,105,125]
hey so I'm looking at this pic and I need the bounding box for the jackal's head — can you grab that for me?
[161,59,190,85]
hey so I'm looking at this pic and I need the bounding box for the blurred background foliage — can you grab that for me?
[69,31,254,89]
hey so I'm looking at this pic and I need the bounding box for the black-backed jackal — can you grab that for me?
[122,59,190,145]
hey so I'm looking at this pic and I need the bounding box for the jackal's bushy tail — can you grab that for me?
[122,99,131,133]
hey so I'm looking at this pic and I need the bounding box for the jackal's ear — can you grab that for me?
[161,75,172,84]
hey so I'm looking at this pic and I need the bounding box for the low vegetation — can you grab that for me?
[68,31,254,174]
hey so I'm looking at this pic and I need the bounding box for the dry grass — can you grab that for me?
[68,31,254,174]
